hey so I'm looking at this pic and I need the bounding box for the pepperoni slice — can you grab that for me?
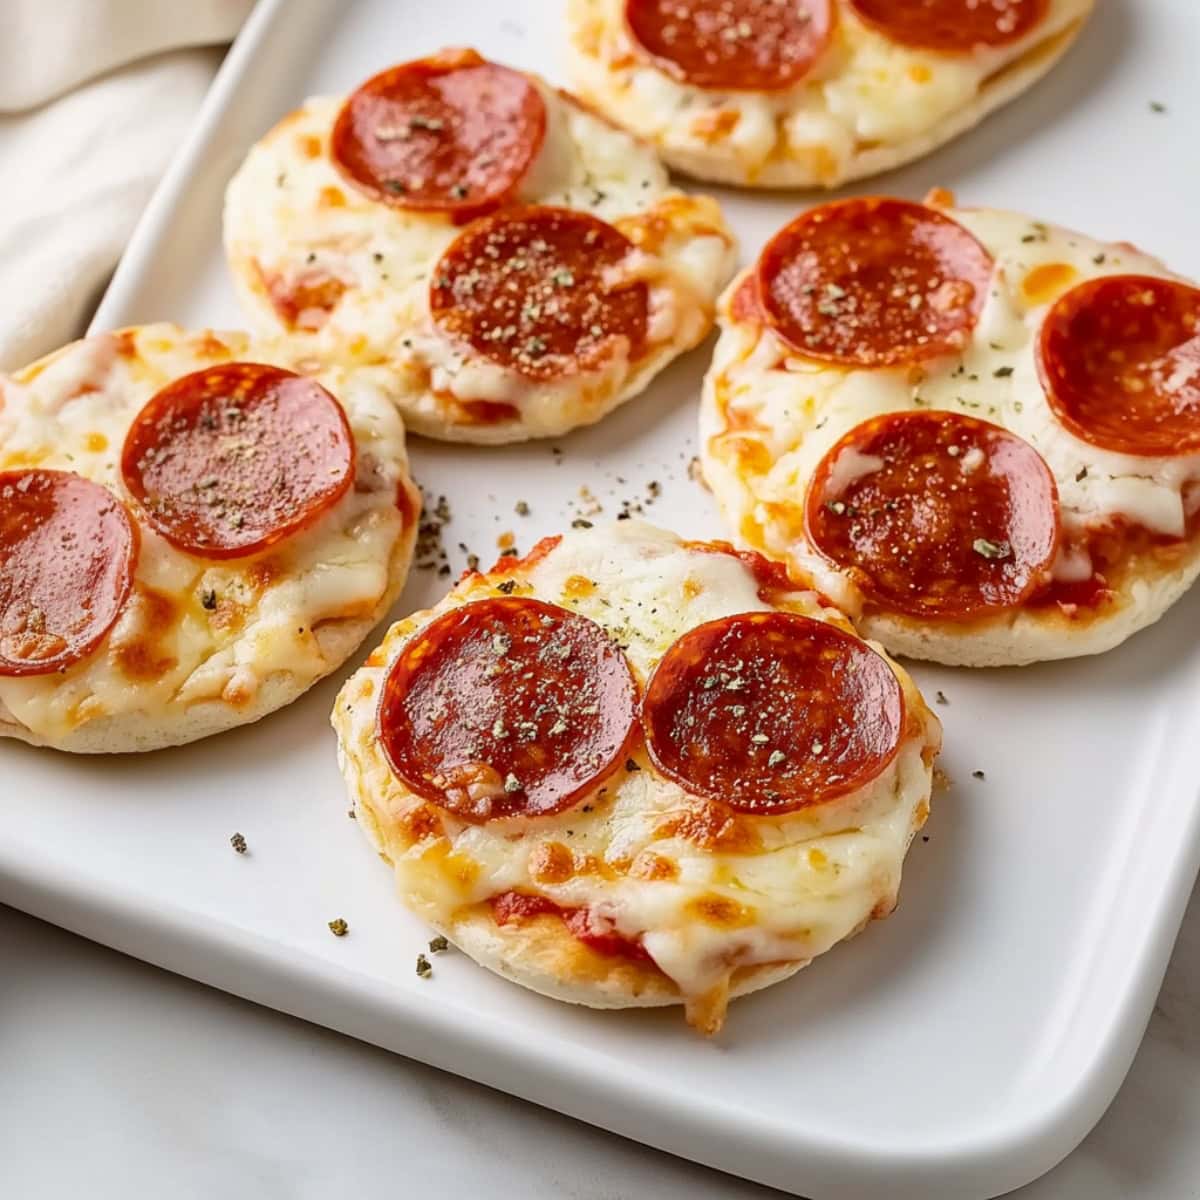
[378,598,637,821]
[643,612,903,814]
[1038,275,1200,458]
[848,0,1049,51]
[430,206,648,380]
[330,49,546,215]
[756,198,994,367]
[805,411,1060,618]
[0,470,137,676]
[121,363,355,560]
[624,0,833,92]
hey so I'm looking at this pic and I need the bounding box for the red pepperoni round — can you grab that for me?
[121,363,355,560]
[430,206,648,380]
[806,411,1060,618]
[0,470,137,676]
[1037,275,1200,458]
[378,598,638,821]
[757,198,994,367]
[643,612,903,813]
[848,0,1049,51]
[624,0,833,92]
[330,49,546,215]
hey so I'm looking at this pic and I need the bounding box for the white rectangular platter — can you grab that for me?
[4,1,1199,1196]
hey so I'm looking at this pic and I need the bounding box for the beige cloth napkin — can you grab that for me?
[0,0,254,370]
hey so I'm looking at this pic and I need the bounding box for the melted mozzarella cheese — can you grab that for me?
[701,206,1200,624]
[333,522,938,1006]
[567,0,1092,186]
[223,77,736,442]
[0,324,415,747]
[524,522,773,678]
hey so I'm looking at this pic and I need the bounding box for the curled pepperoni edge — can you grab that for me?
[120,363,356,562]
[0,469,139,677]
[754,196,995,368]
[642,611,906,815]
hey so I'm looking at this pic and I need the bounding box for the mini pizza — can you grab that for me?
[223,48,737,444]
[700,192,1200,667]
[332,522,940,1033]
[0,324,420,753]
[566,0,1094,188]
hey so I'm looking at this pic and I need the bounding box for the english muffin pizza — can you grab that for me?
[332,522,940,1034]
[0,324,419,753]
[566,0,1094,188]
[223,48,737,444]
[700,192,1200,667]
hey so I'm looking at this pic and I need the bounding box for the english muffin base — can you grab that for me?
[565,7,1091,189]
[0,507,419,754]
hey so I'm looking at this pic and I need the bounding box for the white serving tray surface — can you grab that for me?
[4,1,1198,1196]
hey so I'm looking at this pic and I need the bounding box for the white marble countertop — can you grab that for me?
[3,890,1197,1199]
